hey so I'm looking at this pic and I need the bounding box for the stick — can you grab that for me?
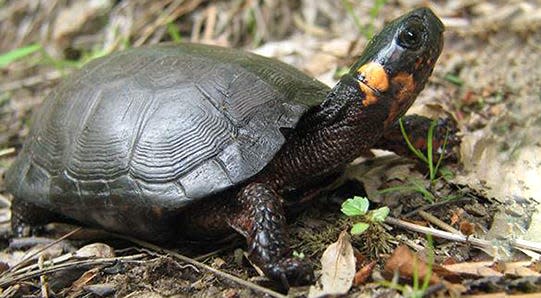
[0,254,146,288]
[118,235,287,298]
[7,227,82,273]
[386,217,541,254]
[385,216,491,248]
[418,210,461,234]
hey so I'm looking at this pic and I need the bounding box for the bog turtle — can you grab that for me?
[6,8,445,285]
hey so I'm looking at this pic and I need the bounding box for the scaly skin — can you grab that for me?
[12,8,448,288]
[228,183,313,286]
[215,8,446,287]
[257,76,389,191]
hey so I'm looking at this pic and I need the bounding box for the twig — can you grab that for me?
[418,210,461,234]
[513,239,541,253]
[116,246,200,272]
[0,148,15,158]
[403,197,472,218]
[385,216,490,248]
[38,255,49,298]
[7,227,82,274]
[0,284,20,298]
[9,236,68,249]
[386,217,541,255]
[0,254,147,288]
[115,234,287,298]
[0,194,11,208]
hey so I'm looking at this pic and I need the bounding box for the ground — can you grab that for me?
[1,1,540,297]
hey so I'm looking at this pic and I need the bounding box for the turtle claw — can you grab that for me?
[265,258,314,287]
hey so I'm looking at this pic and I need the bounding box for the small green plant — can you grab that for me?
[399,118,449,182]
[341,196,389,235]
[292,251,305,259]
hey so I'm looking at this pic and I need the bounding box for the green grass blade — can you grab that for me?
[427,120,437,181]
[412,255,419,293]
[377,184,417,194]
[0,44,42,68]
[410,179,435,202]
[422,234,434,291]
[434,129,450,178]
[399,118,428,163]
[341,0,364,35]
[167,22,183,43]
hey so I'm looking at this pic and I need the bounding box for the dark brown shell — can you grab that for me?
[6,43,329,212]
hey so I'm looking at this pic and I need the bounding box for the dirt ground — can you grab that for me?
[1,0,540,297]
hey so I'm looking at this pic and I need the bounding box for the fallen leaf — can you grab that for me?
[442,261,501,277]
[74,243,115,259]
[450,209,463,226]
[83,283,116,297]
[308,230,355,297]
[353,261,376,286]
[384,245,441,285]
[443,260,541,277]
[65,267,100,298]
[459,220,476,237]
[222,288,239,298]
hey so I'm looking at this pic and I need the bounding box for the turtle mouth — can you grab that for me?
[353,61,389,101]
[354,76,382,97]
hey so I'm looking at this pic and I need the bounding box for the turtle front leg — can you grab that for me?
[228,182,314,287]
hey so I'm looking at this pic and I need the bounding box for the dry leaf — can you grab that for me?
[459,220,476,237]
[353,261,376,286]
[75,243,115,259]
[65,267,100,298]
[83,284,116,297]
[444,261,541,277]
[450,209,462,226]
[308,230,355,297]
[384,245,441,285]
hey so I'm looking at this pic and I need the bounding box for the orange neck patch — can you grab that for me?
[384,72,417,128]
[356,62,389,106]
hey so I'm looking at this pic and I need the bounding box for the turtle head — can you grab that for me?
[339,7,444,128]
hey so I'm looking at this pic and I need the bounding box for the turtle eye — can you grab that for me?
[397,19,425,50]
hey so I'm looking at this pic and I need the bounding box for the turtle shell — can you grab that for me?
[6,43,329,214]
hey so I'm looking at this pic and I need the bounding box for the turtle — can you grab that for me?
[6,7,445,286]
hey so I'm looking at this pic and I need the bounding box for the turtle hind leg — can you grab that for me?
[11,198,59,237]
[228,182,314,288]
